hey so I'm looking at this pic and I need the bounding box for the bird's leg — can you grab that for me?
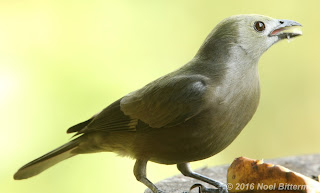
[177,163,228,193]
[134,159,163,193]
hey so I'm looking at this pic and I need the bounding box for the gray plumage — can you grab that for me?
[14,14,302,193]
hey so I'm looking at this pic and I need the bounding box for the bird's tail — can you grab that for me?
[14,139,79,180]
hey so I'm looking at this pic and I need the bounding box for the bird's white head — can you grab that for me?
[233,14,302,59]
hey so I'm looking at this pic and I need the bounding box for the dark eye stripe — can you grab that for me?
[254,21,265,32]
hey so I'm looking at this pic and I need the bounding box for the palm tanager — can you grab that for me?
[14,14,302,193]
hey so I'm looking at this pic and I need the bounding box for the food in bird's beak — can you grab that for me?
[270,26,303,40]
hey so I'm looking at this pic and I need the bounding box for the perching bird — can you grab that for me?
[14,14,302,193]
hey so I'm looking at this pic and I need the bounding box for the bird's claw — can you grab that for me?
[217,184,228,193]
[189,183,228,193]
[189,184,217,193]
[154,188,165,193]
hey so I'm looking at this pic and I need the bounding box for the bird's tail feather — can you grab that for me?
[14,139,79,180]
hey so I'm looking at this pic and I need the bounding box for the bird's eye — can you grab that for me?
[254,21,265,32]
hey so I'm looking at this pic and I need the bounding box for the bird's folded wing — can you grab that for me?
[67,74,210,134]
[120,74,210,128]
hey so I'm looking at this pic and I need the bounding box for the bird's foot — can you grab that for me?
[190,183,228,193]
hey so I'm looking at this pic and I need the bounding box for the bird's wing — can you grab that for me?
[120,74,210,128]
[67,74,210,134]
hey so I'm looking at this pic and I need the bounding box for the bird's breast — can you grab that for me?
[199,68,261,156]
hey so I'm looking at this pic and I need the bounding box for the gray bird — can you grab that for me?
[14,14,302,193]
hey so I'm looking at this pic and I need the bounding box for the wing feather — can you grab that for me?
[120,74,209,128]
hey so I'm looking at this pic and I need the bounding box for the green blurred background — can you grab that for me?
[1,0,319,193]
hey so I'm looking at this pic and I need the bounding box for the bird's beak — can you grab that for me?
[269,19,302,39]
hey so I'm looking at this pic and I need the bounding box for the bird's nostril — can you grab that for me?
[279,20,284,24]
